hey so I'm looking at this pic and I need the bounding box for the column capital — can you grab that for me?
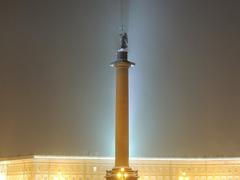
[110,60,135,68]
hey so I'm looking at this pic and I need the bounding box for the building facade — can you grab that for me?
[0,156,240,180]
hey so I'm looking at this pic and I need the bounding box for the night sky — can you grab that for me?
[0,0,240,157]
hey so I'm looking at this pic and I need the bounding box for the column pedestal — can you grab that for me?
[106,167,138,180]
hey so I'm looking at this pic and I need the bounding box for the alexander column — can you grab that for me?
[106,33,138,180]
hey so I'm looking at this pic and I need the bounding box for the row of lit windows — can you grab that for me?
[5,175,239,180]
[1,174,239,180]
[138,177,240,180]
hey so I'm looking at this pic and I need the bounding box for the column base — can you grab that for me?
[105,167,138,180]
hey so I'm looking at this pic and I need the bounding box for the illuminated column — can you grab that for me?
[114,50,132,167]
[105,33,138,180]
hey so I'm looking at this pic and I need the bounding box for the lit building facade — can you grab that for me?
[0,156,240,180]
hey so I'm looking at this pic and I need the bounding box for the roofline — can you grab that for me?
[1,155,240,161]
[0,155,34,161]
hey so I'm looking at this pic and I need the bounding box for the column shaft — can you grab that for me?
[115,64,129,167]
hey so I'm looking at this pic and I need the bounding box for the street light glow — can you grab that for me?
[179,172,189,180]
[0,175,6,180]
[116,168,128,179]
[117,172,121,178]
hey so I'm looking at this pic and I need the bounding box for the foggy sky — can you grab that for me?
[0,0,240,157]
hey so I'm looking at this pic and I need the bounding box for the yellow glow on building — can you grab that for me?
[0,155,240,180]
